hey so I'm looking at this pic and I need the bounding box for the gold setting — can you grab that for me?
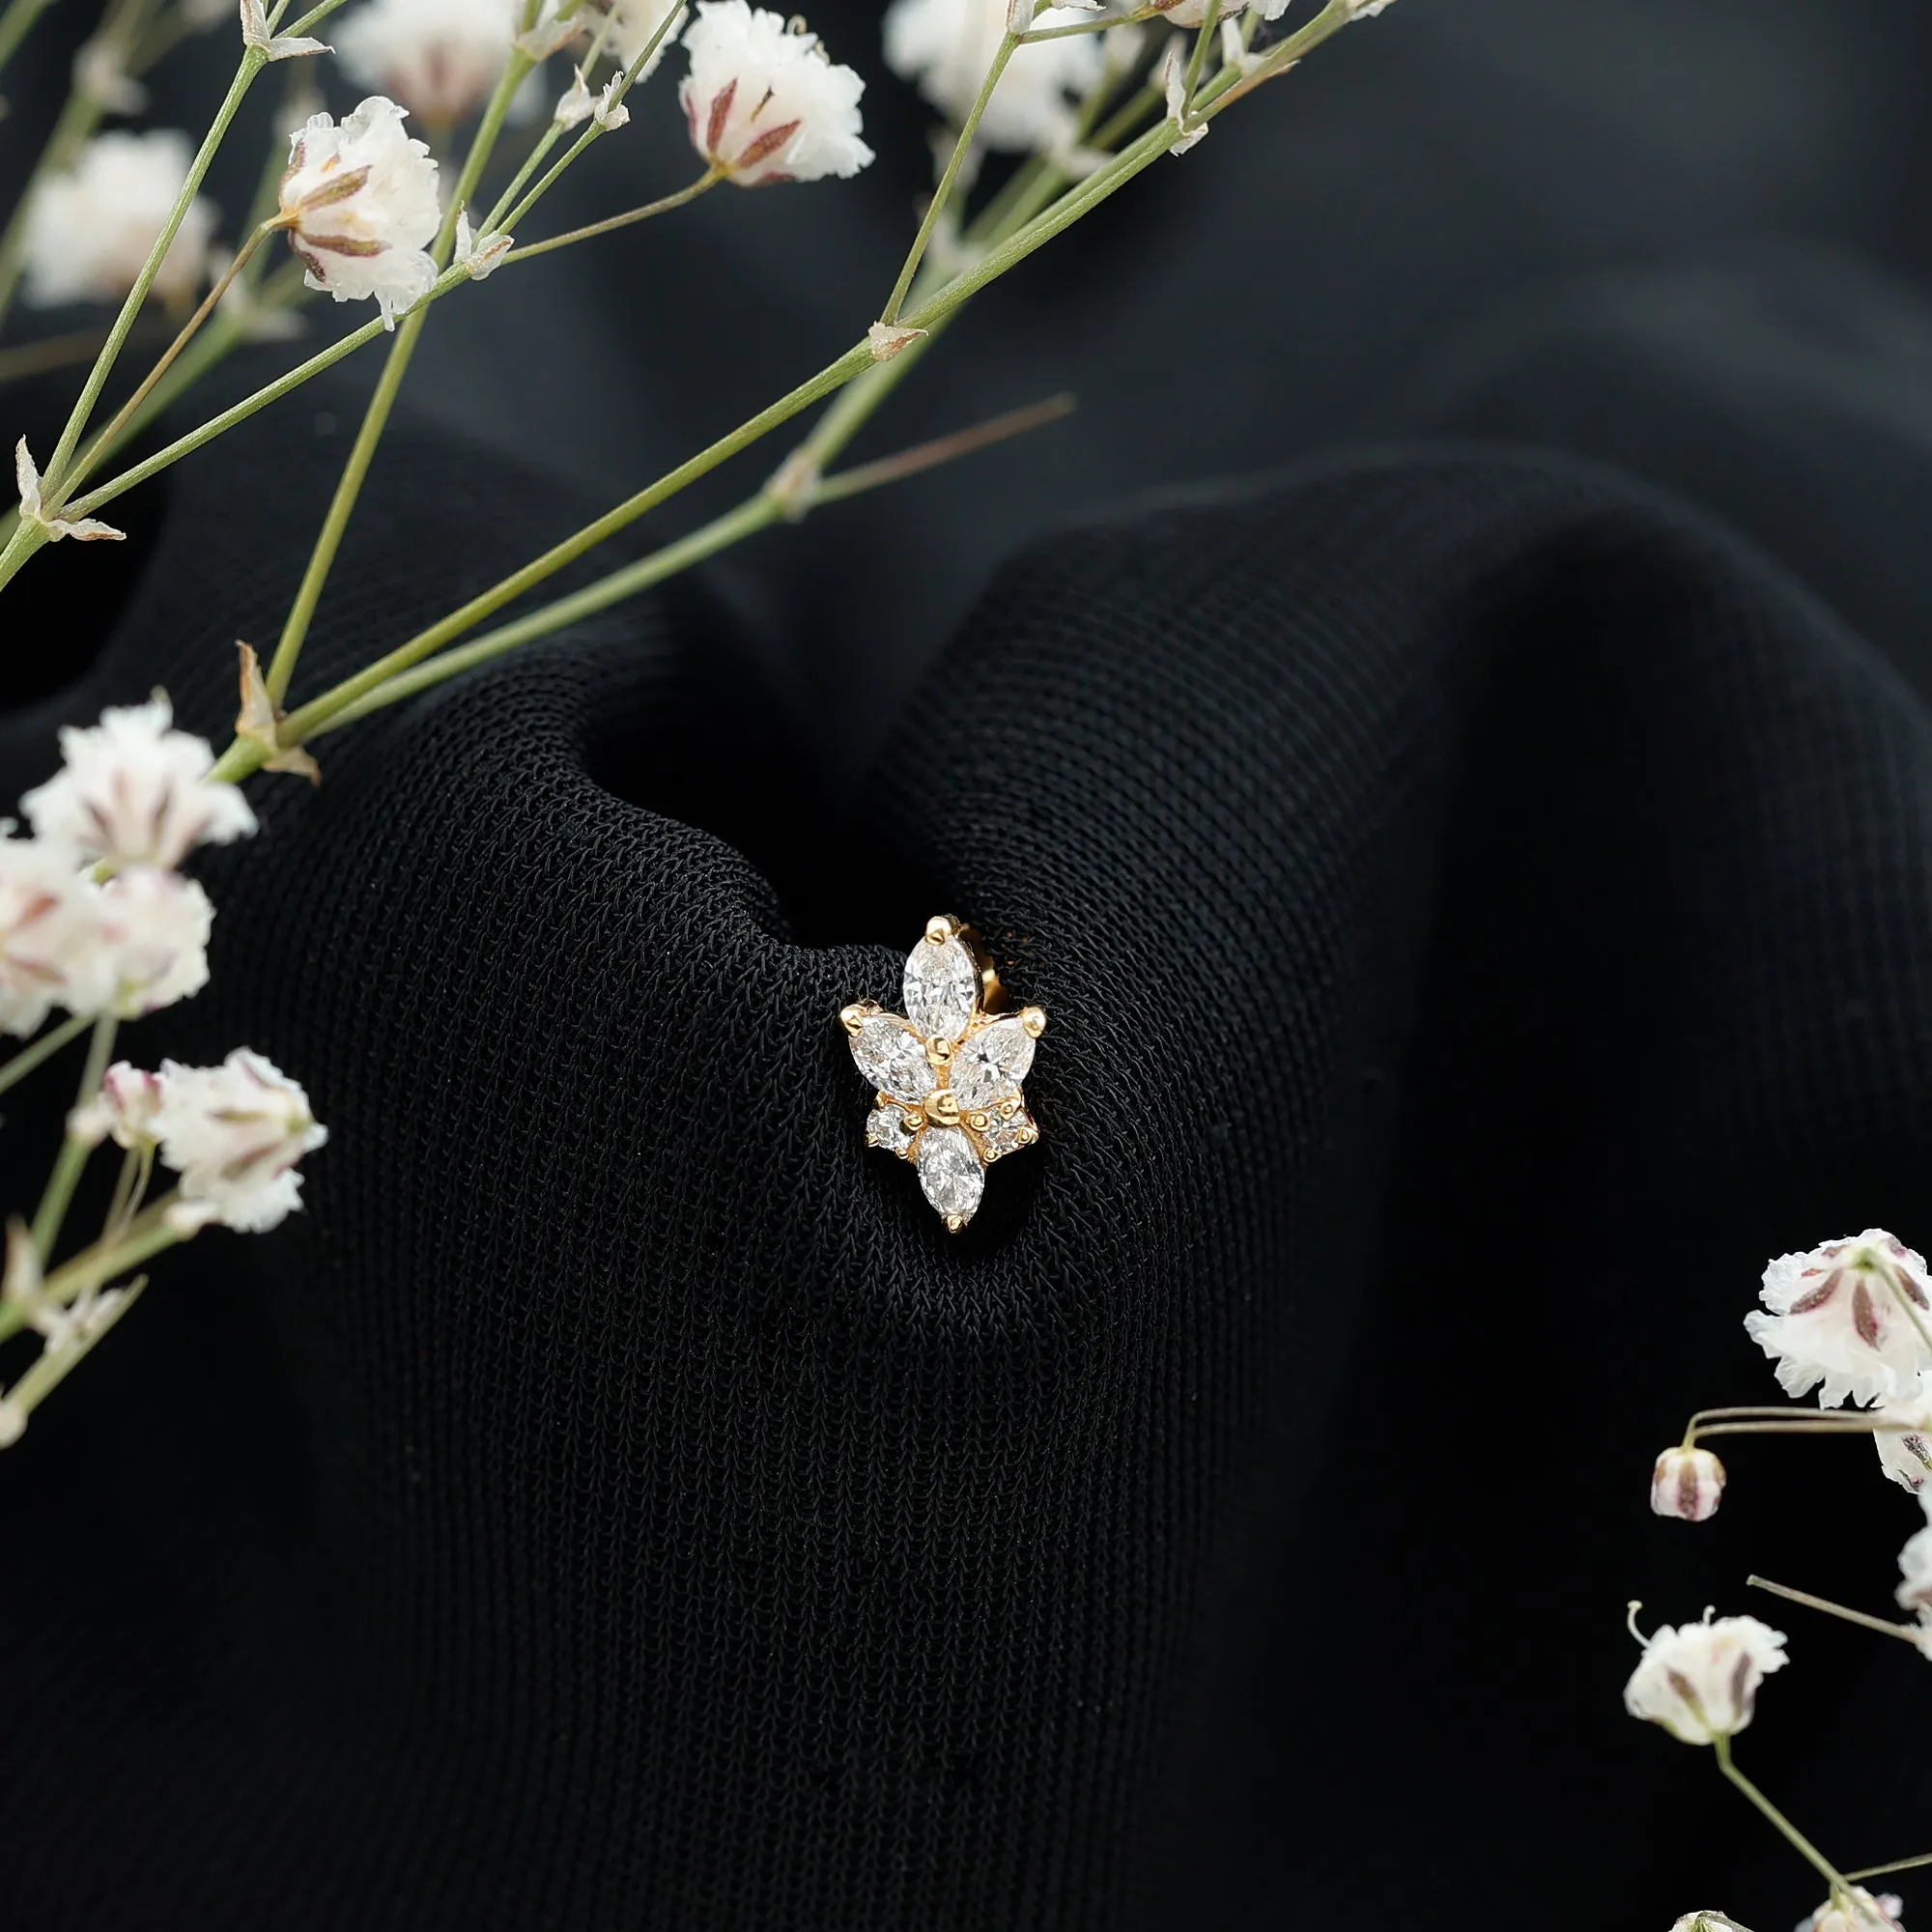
[841,914,1045,1232]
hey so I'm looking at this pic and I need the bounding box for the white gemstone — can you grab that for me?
[902,934,979,1044]
[867,1104,917,1154]
[977,1108,1035,1158]
[952,1016,1036,1111]
[850,1015,935,1105]
[917,1127,985,1222]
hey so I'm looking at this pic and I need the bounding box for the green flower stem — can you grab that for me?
[262,38,538,706]
[1746,1575,1925,1646]
[0,1272,150,1420]
[64,219,281,494]
[0,1196,178,1349]
[231,338,882,766]
[502,169,721,267]
[1847,1853,1932,1883]
[39,47,271,497]
[0,1013,90,1099]
[879,27,1020,327]
[0,0,58,87]
[1016,7,1157,43]
[1713,1735,1859,1902]
[30,1011,117,1264]
[1179,0,1224,107]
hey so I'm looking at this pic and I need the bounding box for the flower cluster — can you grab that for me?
[74,1048,327,1234]
[22,129,217,309]
[0,696,255,1037]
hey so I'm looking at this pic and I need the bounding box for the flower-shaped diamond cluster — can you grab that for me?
[840,915,1044,1231]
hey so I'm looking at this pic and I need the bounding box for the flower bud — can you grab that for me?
[1650,1445,1726,1522]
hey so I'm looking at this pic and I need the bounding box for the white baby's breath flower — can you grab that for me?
[0,834,99,1037]
[680,2,872,185]
[1671,1917,1754,1932]
[453,209,514,278]
[72,36,148,113]
[1153,0,1290,25]
[1895,1489,1932,1656]
[337,0,516,128]
[1348,0,1396,15]
[1799,1892,1905,1932]
[607,0,685,75]
[1623,1610,1788,1745]
[278,98,441,327]
[21,695,256,870]
[21,129,217,309]
[1875,1369,1932,1493]
[70,1062,166,1150]
[1650,1445,1726,1523]
[1746,1231,1932,1407]
[152,1049,327,1234]
[884,0,1103,155]
[240,0,332,60]
[88,867,213,1018]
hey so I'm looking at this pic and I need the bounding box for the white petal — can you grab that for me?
[952,1015,1036,1111]
[849,1013,935,1105]
[917,1127,984,1224]
[902,933,979,1043]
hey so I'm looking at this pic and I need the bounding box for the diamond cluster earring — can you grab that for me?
[838,916,1046,1232]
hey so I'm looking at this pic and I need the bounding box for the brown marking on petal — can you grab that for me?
[1664,1666,1702,1715]
[12,891,59,930]
[299,232,387,259]
[296,163,372,213]
[1676,1463,1701,1518]
[1727,1652,1752,1721]
[1854,1279,1883,1349]
[1900,1268,1931,1311]
[1787,1267,1844,1316]
[732,119,802,171]
[705,77,738,156]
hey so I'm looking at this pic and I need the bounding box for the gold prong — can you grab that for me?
[1019,1007,1047,1039]
[925,915,957,946]
[839,1003,874,1036]
[945,1213,967,1234]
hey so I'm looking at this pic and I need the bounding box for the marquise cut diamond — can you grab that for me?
[917,1127,985,1221]
[850,1014,936,1105]
[867,1104,917,1154]
[952,1016,1036,1111]
[903,933,979,1043]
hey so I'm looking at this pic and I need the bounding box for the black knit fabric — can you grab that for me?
[0,338,1930,1924]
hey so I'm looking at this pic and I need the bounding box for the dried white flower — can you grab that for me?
[555,69,597,124]
[1746,1231,1932,1407]
[1348,0,1396,15]
[21,695,257,871]
[1158,35,1208,153]
[883,0,1101,155]
[88,867,213,1018]
[607,0,685,76]
[1670,1917,1754,1932]
[14,440,127,544]
[1799,1892,1906,1932]
[337,0,515,128]
[1875,1370,1932,1493]
[21,128,216,310]
[1153,0,1290,26]
[278,98,441,327]
[1650,1445,1726,1523]
[1895,1489,1932,1652]
[1623,1611,1788,1745]
[152,1049,327,1234]
[680,3,872,185]
[70,1062,166,1150]
[0,834,98,1037]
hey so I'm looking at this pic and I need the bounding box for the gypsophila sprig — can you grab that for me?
[337,0,519,129]
[152,1048,327,1233]
[1747,1231,1932,1408]
[22,130,218,310]
[278,98,442,326]
[679,2,873,186]
[1624,1610,1789,1745]
[885,0,1102,155]
[22,695,257,871]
